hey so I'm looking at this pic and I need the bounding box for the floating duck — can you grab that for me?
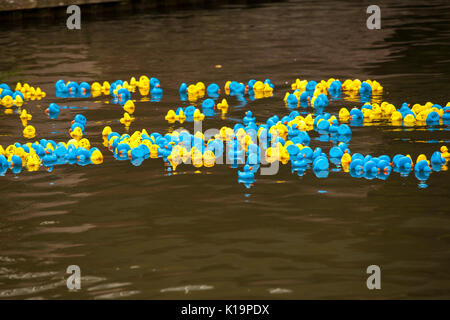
[206,83,220,97]
[23,125,36,139]
[20,109,32,122]
[45,103,60,118]
[238,164,255,180]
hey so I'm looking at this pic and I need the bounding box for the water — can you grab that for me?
[0,0,450,299]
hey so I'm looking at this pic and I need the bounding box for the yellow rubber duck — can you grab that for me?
[217,98,228,110]
[203,150,215,167]
[23,125,36,139]
[416,109,430,122]
[20,109,32,122]
[403,114,416,126]
[70,127,83,140]
[150,144,159,158]
[1,95,14,108]
[90,149,104,165]
[391,111,403,122]
[193,109,205,121]
[253,81,264,92]
[416,154,428,164]
[165,109,177,122]
[265,146,279,163]
[263,83,273,94]
[138,75,149,89]
[26,153,41,172]
[78,138,91,149]
[304,114,314,127]
[441,146,450,160]
[102,126,112,138]
[196,82,206,93]
[120,112,134,126]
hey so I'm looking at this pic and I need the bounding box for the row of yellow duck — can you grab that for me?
[1,82,46,109]
[338,101,450,125]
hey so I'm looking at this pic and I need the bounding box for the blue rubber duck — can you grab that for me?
[286,94,298,107]
[179,82,187,95]
[426,111,440,124]
[206,83,220,97]
[202,98,215,109]
[238,164,255,180]
[430,151,445,165]
[243,111,256,125]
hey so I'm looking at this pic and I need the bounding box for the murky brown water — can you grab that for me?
[0,0,450,299]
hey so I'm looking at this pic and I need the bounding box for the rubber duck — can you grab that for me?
[10,154,23,169]
[193,109,205,121]
[91,82,102,91]
[313,93,329,108]
[120,112,134,126]
[403,114,416,126]
[55,79,68,93]
[151,84,163,97]
[67,82,80,95]
[286,93,298,107]
[391,111,403,122]
[20,109,32,121]
[243,111,256,125]
[149,77,160,90]
[426,111,440,124]
[45,103,60,118]
[123,100,135,114]
[329,146,344,158]
[313,155,329,171]
[202,98,215,109]
[443,107,450,120]
[238,164,255,180]
[179,83,188,95]
[70,127,83,140]
[414,159,431,173]
[102,126,112,139]
[206,83,220,97]
[23,125,36,139]
[73,114,87,127]
[79,82,91,97]
[349,108,364,121]
[430,151,445,165]
[165,109,177,122]
[339,108,350,121]
[203,150,216,167]
[440,146,450,160]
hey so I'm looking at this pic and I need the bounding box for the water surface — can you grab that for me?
[0,0,450,299]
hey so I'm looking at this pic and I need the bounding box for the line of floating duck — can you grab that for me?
[54,76,162,101]
[179,79,274,103]
[1,74,448,189]
[0,114,103,175]
[1,82,46,110]
[285,78,383,108]
[338,102,450,126]
[99,107,448,187]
